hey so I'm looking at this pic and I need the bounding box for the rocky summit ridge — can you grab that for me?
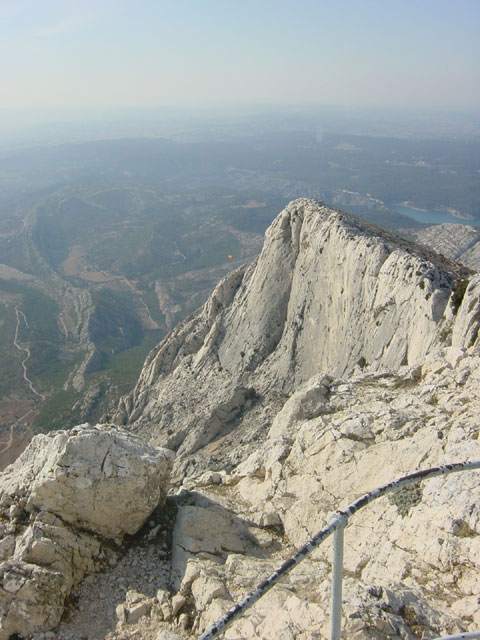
[115,199,473,475]
[1,199,480,639]
[412,222,480,273]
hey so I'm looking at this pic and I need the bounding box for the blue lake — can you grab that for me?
[392,204,479,227]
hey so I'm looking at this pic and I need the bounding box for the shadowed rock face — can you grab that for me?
[115,199,476,473]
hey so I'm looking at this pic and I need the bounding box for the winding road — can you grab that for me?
[0,305,45,461]
[13,305,45,401]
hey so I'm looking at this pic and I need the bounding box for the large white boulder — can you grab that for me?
[0,423,174,539]
[0,423,174,639]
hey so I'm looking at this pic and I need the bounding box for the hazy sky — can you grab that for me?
[1,0,479,111]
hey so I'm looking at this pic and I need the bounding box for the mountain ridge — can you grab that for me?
[411,222,480,272]
[2,198,480,639]
[115,199,475,475]
[103,198,479,638]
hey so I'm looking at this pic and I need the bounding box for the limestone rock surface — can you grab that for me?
[4,200,479,640]
[0,423,173,639]
[164,346,480,639]
[106,200,480,639]
[116,199,469,476]
[0,422,174,539]
[412,222,480,272]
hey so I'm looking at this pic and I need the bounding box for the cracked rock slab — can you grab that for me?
[0,423,174,639]
[0,423,174,539]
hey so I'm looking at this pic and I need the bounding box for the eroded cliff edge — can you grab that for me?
[115,199,474,474]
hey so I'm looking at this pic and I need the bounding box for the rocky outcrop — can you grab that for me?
[0,423,173,539]
[412,222,480,272]
[0,423,173,639]
[5,200,478,639]
[116,199,469,475]
[165,345,480,639]
[55,346,480,639]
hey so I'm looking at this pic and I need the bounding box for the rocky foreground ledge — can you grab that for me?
[0,423,173,639]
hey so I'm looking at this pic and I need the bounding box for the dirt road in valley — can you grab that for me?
[0,409,33,455]
[14,306,45,401]
[0,306,44,467]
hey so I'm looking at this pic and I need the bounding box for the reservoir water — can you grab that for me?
[392,204,479,227]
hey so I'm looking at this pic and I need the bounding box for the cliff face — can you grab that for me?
[116,199,471,469]
[412,222,480,272]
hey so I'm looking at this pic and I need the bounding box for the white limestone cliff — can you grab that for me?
[116,199,470,473]
[105,200,480,640]
[412,222,480,272]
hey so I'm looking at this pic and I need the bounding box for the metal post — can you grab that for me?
[330,513,347,640]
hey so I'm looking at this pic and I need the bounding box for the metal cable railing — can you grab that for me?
[196,460,480,640]
[433,633,480,640]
